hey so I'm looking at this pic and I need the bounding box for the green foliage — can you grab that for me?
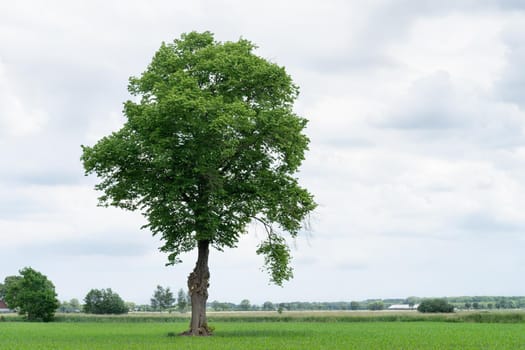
[368,301,385,311]
[0,282,4,299]
[418,298,455,313]
[404,296,421,307]
[70,298,81,310]
[58,299,81,313]
[176,288,188,313]
[125,302,136,312]
[150,285,175,311]
[445,296,525,309]
[2,276,21,304]
[3,267,59,322]
[350,301,360,310]
[256,233,293,285]
[83,288,128,315]
[198,297,525,312]
[239,299,251,311]
[210,300,232,311]
[81,31,316,284]
[262,301,275,311]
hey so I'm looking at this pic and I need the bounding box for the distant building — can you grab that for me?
[387,304,419,310]
[0,300,11,313]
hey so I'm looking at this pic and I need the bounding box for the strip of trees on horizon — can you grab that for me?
[204,296,525,312]
[3,270,525,317]
[55,295,525,313]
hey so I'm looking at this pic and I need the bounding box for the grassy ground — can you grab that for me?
[4,309,524,323]
[1,321,525,349]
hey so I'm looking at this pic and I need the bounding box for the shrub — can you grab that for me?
[417,298,454,313]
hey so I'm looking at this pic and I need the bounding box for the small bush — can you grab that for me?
[418,298,454,313]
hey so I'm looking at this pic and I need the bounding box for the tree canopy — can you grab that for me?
[176,288,189,313]
[83,288,128,314]
[150,285,175,311]
[417,298,455,313]
[3,267,59,322]
[81,31,316,335]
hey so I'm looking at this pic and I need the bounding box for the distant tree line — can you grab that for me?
[206,300,373,311]
[58,294,525,314]
[204,296,525,312]
[445,296,525,310]
[206,299,392,311]
[52,295,525,314]
[146,286,190,313]
[3,267,525,318]
[0,268,191,319]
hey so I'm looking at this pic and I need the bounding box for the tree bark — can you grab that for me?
[182,240,212,336]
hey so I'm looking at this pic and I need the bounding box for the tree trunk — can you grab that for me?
[182,240,212,336]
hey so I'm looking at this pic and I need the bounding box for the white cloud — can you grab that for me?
[2,1,525,304]
[386,13,507,89]
[0,59,47,136]
[496,14,525,109]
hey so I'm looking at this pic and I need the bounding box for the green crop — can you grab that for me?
[1,321,525,349]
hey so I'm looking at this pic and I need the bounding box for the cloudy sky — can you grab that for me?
[2,0,525,305]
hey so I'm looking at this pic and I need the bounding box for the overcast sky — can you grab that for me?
[2,0,525,305]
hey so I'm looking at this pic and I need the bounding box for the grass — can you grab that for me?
[1,321,525,349]
[2,311,525,350]
[4,309,525,323]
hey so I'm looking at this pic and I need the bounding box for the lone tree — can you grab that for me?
[417,298,454,313]
[150,285,175,311]
[3,267,59,322]
[83,288,129,314]
[176,288,188,313]
[81,31,316,335]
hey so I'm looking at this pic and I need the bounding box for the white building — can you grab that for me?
[387,304,419,310]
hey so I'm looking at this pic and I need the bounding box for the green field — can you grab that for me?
[1,320,525,349]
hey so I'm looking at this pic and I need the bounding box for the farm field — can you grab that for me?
[1,320,525,349]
